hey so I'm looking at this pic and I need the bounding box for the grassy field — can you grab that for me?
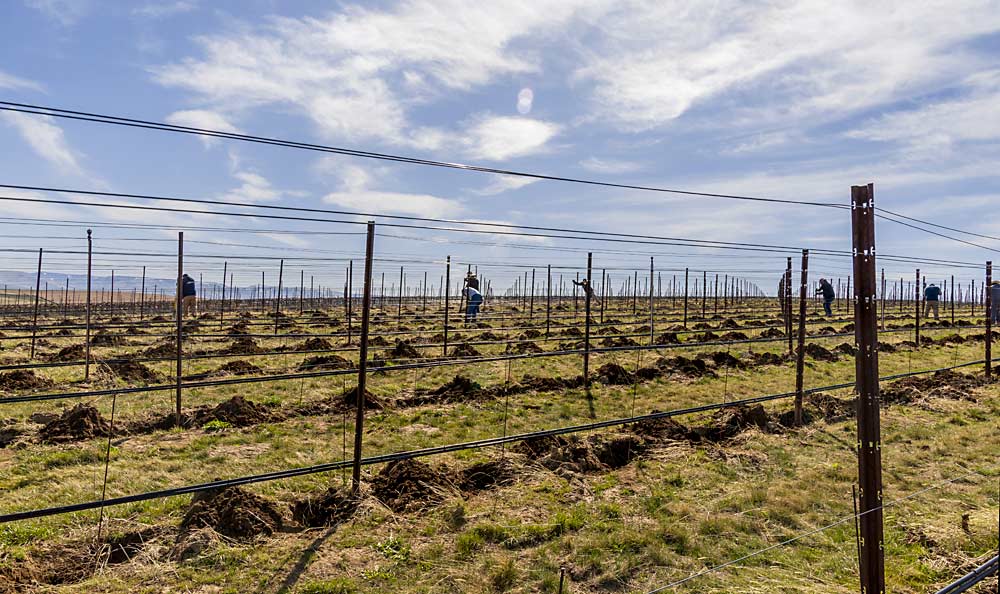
[0,299,996,593]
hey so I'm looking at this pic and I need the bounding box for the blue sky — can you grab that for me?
[1,0,999,295]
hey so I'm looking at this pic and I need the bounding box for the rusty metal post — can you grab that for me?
[219,261,227,326]
[443,256,450,356]
[683,267,689,328]
[632,269,638,315]
[915,269,920,349]
[649,257,655,343]
[299,269,304,314]
[29,248,42,359]
[351,222,376,496]
[701,270,707,318]
[583,252,593,388]
[85,230,93,381]
[545,264,551,338]
[950,274,955,325]
[986,262,992,380]
[138,265,145,321]
[175,232,184,426]
[879,268,886,331]
[794,249,809,426]
[851,183,885,594]
[397,265,403,329]
[785,258,793,355]
[530,267,536,319]
[348,261,354,344]
[274,259,284,335]
[714,273,719,315]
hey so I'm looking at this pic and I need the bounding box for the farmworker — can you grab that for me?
[464,272,480,291]
[181,273,197,316]
[991,281,1000,323]
[923,283,941,320]
[463,286,483,322]
[816,278,835,316]
[572,278,595,299]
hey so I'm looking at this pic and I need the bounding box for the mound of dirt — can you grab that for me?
[292,488,359,527]
[223,337,262,355]
[368,336,389,346]
[561,327,583,337]
[449,343,481,358]
[693,331,720,342]
[937,333,968,345]
[226,322,250,337]
[149,315,169,322]
[656,356,717,378]
[655,332,680,344]
[513,434,569,458]
[180,487,284,539]
[39,404,111,442]
[192,396,276,427]
[597,325,621,335]
[692,322,714,330]
[477,331,503,341]
[298,354,354,371]
[721,319,741,329]
[600,336,639,347]
[389,340,422,359]
[458,458,518,492]
[0,421,24,448]
[760,327,785,339]
[805,393,856,422]
[879,342,898,353]
[89,330,127,347]
[340,386,385,410]
[294,337,333,352]
[630,415,690,442]
[802,343,839,362]
[506,341,544,354]
[751,352,788,366]
[54,328,75,336]
[371,459,457,512]
[701,351,746,369]
[688,405,772,442]
[212,360,263,376]
[720,331,749,341]
[99,360,162,382]
[144,341,180,358]
[538,433,645,474]
[0,369,55,391]
[46,343,87,362]
[834,343,858,357]
[880,370,985,405]
[595,363,634,385]
[812,326,838,336]
[518,374,585,392]
[519,329,543,340]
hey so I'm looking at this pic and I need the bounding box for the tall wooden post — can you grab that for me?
[583,253,593,388]
[545,264,552,337]
[219,261,227,325]
[986,262,992,380]
[85,230,93,381]
[794,250,809,426]
[352,222,376,496]
[274,259,284,335]
[701,270,707,318]
[443,257,450,356]
[683,268,689,328]
[851,183,885,594]
[175,232,184,426]
[29,248,43,359]
[879,268,885,331]
[785,258,793,355]
[950,274,955,325]
[649,257,655,343]
[914,269,920,348]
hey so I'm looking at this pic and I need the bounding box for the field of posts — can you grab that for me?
[0,280,997,594]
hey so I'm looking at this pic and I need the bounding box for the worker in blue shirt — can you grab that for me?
[816,278,835,316]
[463,286,483,322]
[923,283,941,320]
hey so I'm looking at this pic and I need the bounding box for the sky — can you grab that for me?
[1,0,999,296]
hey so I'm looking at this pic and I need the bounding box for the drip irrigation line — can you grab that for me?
[642,469,995,593]
[1,359,990,524]
[0,105,846,210]
[933,555,999,594]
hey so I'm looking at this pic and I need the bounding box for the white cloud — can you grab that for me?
[462,115,559,161]
[0,70,43,92]
[165,109,241,147]
[24,0,89,25]
[578,157,643,174]
[132,1,197,19]
[472,175,539,196]
[325,190,463,218]
[1,111,84,176]
[574,0,1000,131]
[846,70,1000,156]
[517,88,534,115]
[152,1,595,154]
[319,160,464,218]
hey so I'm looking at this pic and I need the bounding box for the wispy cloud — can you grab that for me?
[0,70,43,92]
[462,115,559,161]
[319,161,464,218]
[165,109,241,147]
[1,111,84,176]
[578,157,643,174]
[132,1,197,19]
[24,0,89,26]
[471,175,539,196]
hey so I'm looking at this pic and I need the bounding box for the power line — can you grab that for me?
[0,102,847,210]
